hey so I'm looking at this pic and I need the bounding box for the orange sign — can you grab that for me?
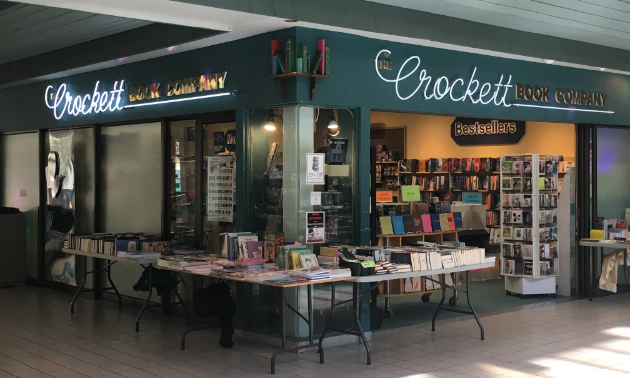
[376,191,393,202]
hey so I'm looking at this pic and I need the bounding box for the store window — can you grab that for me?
[247,106,357,339]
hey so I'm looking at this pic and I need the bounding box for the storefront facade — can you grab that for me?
[0,26,627,338]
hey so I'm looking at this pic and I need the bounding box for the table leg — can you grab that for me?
[271,287,286,374]
[431,276,446,332]
[588,247,595,301]
[384,280,393,317]
[174,273,191,324]
[466,271,484,340]
[71,256,88,313]
[623,249,630,286]
[318,282,336,364]
[181,274,198,350]
[353,282,371,365]
[106,259,122,307]
[136,264,153,332]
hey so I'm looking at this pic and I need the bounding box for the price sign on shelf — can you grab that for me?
[462,192,482,205]
[401,186,421,202]
[376,191,393,202]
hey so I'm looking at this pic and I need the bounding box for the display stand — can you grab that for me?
[500,154,558,297]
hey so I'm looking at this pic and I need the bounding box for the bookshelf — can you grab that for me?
[500,154,559,297]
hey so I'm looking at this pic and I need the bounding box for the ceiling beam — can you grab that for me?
[0,23,221,87]
[173,0,630,72]
[7,0,233,31]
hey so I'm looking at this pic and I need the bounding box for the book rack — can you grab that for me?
[500,154,559,297]
[378,229,461,307]
[268,73,331,101]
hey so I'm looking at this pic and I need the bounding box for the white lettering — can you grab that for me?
[375,50,513,107]
[44,80,125,119]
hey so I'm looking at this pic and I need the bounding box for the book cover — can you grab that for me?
[379,216,394,235]
[513,244,522,257]
[501,160,513,173]
[317,39,325,74]
[271,40,280,74]
[512,177,522,191]
[247,241,264,258]
[392,216,405,235]
[590,229,605,239]
[266,142,279,173]
[539,177,546,190]
[523,244,533,259]
[430,214,441,232]
[512,161,523,175]
[301,45,308,73]
[439,213,450,231]
[237,234,258,258]
[285,39,296,72]
[325,46,330,75]
[446,213,455,230]
[453,212,463,229]
[412,215,423,233]
[524,262,533,275]
[502,177,512,190]
[275,54,285,73]
[421,214,433,232]
[311,52,323,74]
[403,215,415,234]
[505,259,515,275]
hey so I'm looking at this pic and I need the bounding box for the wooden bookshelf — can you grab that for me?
[377,229,459,247]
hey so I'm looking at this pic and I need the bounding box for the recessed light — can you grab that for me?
[166,45,179,53]
[285,19,298,23]
[543,59,554,64]
[596,67,606,72]
[118,57,129,63]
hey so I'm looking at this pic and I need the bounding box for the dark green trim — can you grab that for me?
[357,107,371,246]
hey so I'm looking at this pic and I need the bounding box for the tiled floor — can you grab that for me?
[1,286,630,378]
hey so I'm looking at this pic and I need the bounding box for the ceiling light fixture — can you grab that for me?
[285,19,298,23]
[264,119,276,131]
[543,59,554,64]
[166,45,179,53]
[118,57,129,63]
[327,112,338,129]
[596,67,606,72]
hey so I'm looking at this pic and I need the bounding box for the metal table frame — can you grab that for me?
[579,241,630,300]
[62,248,159,331]
[318,262,493,366]
[164,268,352,374]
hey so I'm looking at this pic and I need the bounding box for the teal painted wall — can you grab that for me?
[294,28,629,125]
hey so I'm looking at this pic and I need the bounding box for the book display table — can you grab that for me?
[318,261,495,367]
[62,248,159,332]
[579,240,630,300]
[155,265,353,374]
[377,230,461,313]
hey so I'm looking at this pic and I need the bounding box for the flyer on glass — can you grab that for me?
[306,211,325,243]
[306,153,325,185]
[207,155,234,222]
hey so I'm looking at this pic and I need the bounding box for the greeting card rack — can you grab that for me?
[500,154,559,297]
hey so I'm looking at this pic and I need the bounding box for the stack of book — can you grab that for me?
[288,268,331,281]
[374,261,395,274]
[393,263,411,273]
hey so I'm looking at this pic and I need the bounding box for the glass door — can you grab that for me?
[169,120,196,247]
[203,121,237,254]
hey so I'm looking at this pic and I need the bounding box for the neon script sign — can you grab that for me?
[375,49,512,107]
[45,81,125,120]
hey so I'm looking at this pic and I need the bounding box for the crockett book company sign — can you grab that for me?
[44,72,229,120]
[375,50,614,114]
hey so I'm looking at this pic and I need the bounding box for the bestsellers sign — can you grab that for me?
[451,118,525,145]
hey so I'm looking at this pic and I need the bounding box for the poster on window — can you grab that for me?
[306,211,325,243]
[306,153,325,185]
[207,155,234,222]
[45,130,76,286]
